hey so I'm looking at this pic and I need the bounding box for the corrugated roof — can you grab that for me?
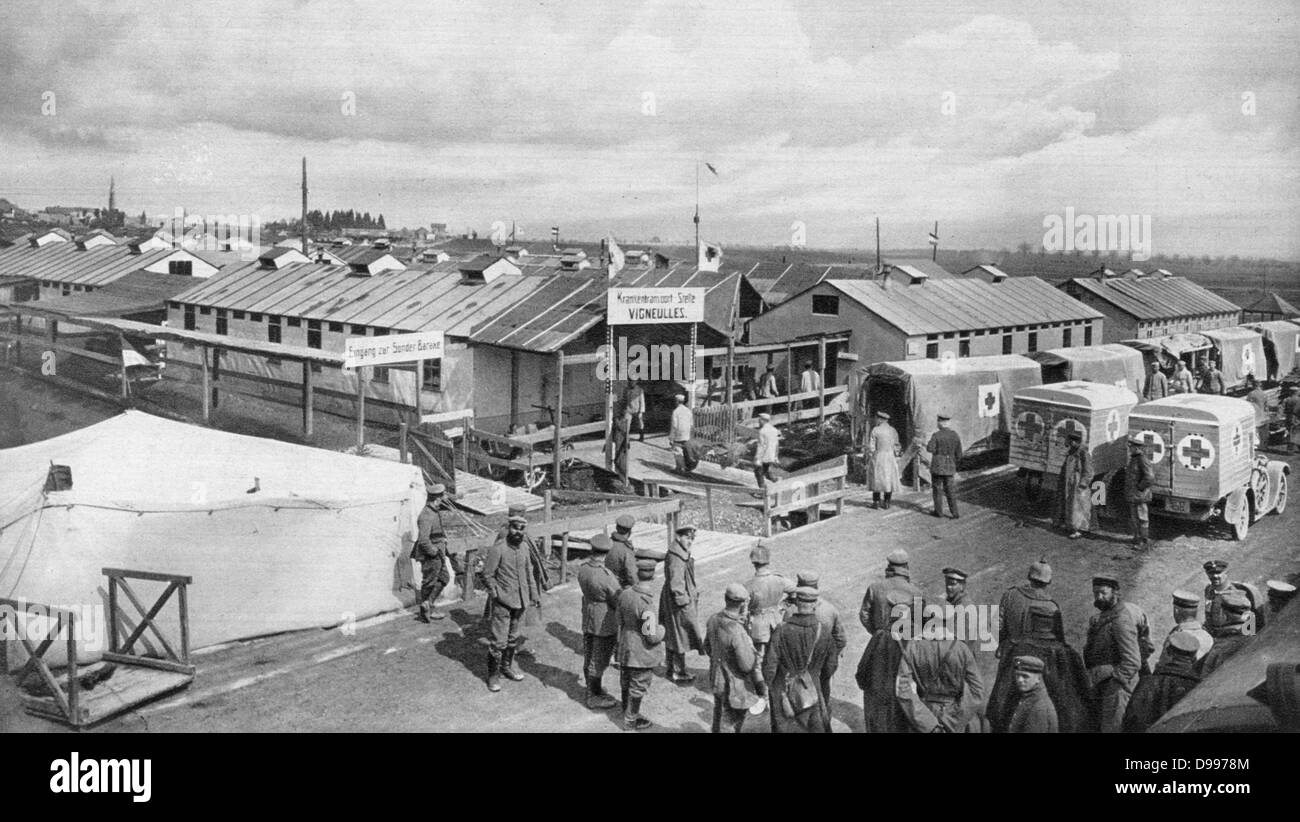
[1063,276,1240,320]
[7,271,195,318]
[0,243,175,286]
[827,276,1101,336]
[1243,292,1300,317]
[169,260,549,338]
[469,263,751,351]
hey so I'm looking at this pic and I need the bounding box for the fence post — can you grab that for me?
[818,334,827,428]
[544,488,552,523]
[554,350,565,488]
[399,421,409,463]
[706,485,715,530]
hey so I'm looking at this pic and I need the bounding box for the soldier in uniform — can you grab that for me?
[669,392,695,473]
[1204,559,1266,634]
[1124,597,1156,678]
[1005,655,1059,734]
[412,483,452,622]
[795,570,846,706]
[1143,360,1168,401]
[1160,590,1213,666]
[1083,574,1141,733]
[997,560,1064,656]
[1124,435,1155,549]
[926,414,963,518]
[1054,429,1093,539]
[764,587,836,733]
[753,412,780,490]
[577,533,622,709]
[988,601,1093,733]
[605,513,638,589]
[1123,631,1202,733]
[857,553,924,733]
[704,583,761,733]
[865,410,902,509]
[660,524,703,684]
[615,557,666,731]
[895,614,984,733]
[942,567,983,662]
[606,404,633,489]
[481,511,543,692]
[744,543,795,705]
[1284,385,1300,454]
[624,379,646,442]
[1200,590,1256,676]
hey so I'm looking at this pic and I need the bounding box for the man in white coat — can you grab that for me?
[669,391,695,473]
[753,412,780,489]
[866,410,902,509]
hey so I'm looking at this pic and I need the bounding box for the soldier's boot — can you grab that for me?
[486,651,502,693]
[668,653,693,684]
[883,493,892,510]
[415,602,430,623]
[621,683,630,713]
[425,583,448,620]
[586,678,618,709]
[1139,523,1152,548]
[623,698,652,731]
[501,646,526,682]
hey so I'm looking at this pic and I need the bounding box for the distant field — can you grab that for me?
[670,242,1300,310]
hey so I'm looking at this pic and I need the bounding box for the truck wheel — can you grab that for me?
[1230,500,1250,541]
[1272,473,1287,515]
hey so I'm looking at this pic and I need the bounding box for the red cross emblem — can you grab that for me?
[1181,437,1213,470]
[1017,412,1044,442]
[1056,418,1085,446]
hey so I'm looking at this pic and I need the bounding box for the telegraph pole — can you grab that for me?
[301,157,309,257]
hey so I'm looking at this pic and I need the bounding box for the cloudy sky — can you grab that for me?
[2,0,1297,257]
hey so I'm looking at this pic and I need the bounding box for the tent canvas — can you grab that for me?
[1030,344,1145,396]
[1,411,424,667]
[1242,321,1299,381]
[1202,327,1266,390]
[854,355,1043,477]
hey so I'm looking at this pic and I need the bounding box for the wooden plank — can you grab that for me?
[510,420,606,445]
[102,652,196,676]
[452,470,544,516]
[525,499,681,539]
[102,568,193,585]
[115,578,180,662]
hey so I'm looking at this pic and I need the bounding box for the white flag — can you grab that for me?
[977,383,1001,418]
[607,234,625,278]
[698,239,722,272]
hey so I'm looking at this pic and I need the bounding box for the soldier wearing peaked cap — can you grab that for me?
[1124,435,1155,549]
[1084,575,1141,733]
[943,567,970,607]
[744,542,795,709]
[926,414,963,518]
[660,524,704,683]
[1123,631,1203,733]
[615,557,666,731]
[412,482,452,623]
[704,583,762,733]
[482,509,543,693]
[1203,559,1266,635]
[856,588,915,733]
[1005,655,1059,734]
[997,560,1064,658]
[764,586,836,733]
[793,570,847,706]
[1199,590,1257,676]
[1161,590,1213,666]
[865,409,902,509]
[577,533,622,709]
[605,513,639,589]
[1055,428,1092,539]
[988,601,1092,733]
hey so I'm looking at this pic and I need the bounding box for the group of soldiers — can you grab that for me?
[411,481,1296,732]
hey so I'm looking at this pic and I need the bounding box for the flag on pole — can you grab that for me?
[928,230,939,246]
[606,234,625,278]
[698,239,722,272]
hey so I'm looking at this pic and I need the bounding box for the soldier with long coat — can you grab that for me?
[577,534,622,709]
[1054,430,1093,538]
[615,559,666,731]
[857,551,924,733]
[659,526,703,682]
[1122,631,1202,732]
[704,584,761,733]
[482,512,544,692]
[764,587,836,733]
[865,411,902,508]
[998,561,1064,653]
[411,484,452,622]
[988,602,1094,733]
[895,630,984,733]
[605,514,638,589]
[1084,575,1141,733]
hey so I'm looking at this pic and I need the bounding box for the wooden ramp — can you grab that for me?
[451,470,545,516]
[562,521,759,564]
[568,436,759,496]
[22,664,193,727]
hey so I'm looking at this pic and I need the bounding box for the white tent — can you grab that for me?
[1,411,424,665]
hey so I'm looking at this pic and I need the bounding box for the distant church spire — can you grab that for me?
[108,176,116,213]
